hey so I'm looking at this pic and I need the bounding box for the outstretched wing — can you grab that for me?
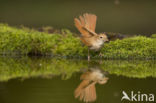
[74,80,90,99]
[83,82,97,102]
[74,13,97,37]
[83,13,97,32]
[74,80,97,102]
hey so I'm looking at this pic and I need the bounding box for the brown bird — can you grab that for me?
[74,69,109,102]
[74,13,109,60]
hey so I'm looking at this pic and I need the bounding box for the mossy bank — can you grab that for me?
[0,57,155,81]
[0,24,155,59]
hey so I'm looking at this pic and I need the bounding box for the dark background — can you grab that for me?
[0,0,156,34]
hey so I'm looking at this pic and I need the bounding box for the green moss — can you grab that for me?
[0,24,155,59]
[101,60,156,78]
[151,34,156,38]
[0,57,88,81]
[0,57,155,81]
[101,36,156,59]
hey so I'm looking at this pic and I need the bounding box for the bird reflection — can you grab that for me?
[74,67,109,102]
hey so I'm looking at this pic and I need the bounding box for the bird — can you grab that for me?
[74,13,109,61]
[74,68,109,102]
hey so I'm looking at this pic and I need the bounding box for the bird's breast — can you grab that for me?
[80,37,104,50]
[90,40,104,50]
[89,70,104,81]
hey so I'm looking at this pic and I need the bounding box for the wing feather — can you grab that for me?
[74,13,97,37]
[74,18,90,37]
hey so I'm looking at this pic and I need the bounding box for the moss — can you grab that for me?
[101,60,156,78]
[101,36,156,59]
[0,24,155,59]
[0,57,88,81]
[151,34,156,38]
[0,57,155,81]
[0,24,62,55]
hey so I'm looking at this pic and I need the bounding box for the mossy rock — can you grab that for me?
[0,23,155,59]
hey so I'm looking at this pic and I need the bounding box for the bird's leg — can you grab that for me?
[88,49,90,61]
[98,50,104,57]
[98,52,103,64]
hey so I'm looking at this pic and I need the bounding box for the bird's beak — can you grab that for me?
[105,38,109,43]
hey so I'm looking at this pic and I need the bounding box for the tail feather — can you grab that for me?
[83,13,97,33]
[74,18,91,37]
[74,80,97,102]
[79,16,85,26]
[74,80,90,98]
[84,82,97,102]
[74,13,97,37]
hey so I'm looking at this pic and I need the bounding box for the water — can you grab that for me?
[0,57,155,103]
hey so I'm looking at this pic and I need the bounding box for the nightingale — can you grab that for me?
[74,68,109,102]
[74,13,109,61]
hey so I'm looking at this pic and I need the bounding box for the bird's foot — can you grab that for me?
[98,52,104,57]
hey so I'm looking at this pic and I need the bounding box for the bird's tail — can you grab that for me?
[74,13,97,37]
[83,82,97,102]
[74,80,97,102]
[74,80,90,99]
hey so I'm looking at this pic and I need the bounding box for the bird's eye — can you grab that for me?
[100,37,103,38]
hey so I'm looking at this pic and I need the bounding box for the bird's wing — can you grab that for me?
[80,71,91,80]
[74,80,90,99]
[83,13,97,33]
[74,13,98,37]
[83,82,97,102]
[74,80,97,102]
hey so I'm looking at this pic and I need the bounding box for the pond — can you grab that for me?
[0,57,156,103]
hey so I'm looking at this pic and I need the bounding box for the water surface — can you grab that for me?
[0,57,156,103]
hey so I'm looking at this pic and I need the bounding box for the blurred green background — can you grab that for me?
[0,0,156,34]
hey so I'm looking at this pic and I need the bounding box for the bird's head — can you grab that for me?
[98,33,109,42]
[97,77,109,84]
